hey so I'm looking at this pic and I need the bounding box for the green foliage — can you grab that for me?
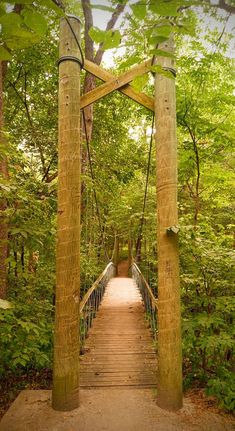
[149,0,179,16]
[130,2,147,20]
[206,371,235,412]
[22,10,47,36]
[0,1,63,59]
[0,299,11,309]
[89,27,121,49]
[180,222,235,411]
[0,274,54,375]
[0,0,234,414]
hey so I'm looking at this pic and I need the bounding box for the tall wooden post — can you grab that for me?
[154,35,183,411]
[52,15,82,411]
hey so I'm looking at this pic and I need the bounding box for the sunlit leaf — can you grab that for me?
[102,30,121,50]
[151,48,175,58]
[40,0,64,16]
[131,73,149,92]
[151,64,175,79]
[131,2,147,19]
[155,25,172,38]
[0,46,12,60]
[0,12,22,34]
[0,299,11,309]
[149,0,179,16]
[23,10,47,36]
[89,26,106,44]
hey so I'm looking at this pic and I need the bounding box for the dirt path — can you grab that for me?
[117,259,130,277]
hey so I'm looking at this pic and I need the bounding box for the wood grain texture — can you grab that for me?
[154,35,183,411]
[84,59,154,111]
[52,16,81,412]
[80,277,157,388]
[81,59,154,109]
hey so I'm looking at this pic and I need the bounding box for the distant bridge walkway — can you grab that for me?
[80,269,157,388]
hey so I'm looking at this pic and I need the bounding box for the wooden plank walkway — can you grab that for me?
[80,276,157,388]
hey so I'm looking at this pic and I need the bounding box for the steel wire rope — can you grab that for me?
[82,110,110,262]
[65,16,85,68]
[63,17,110,262]
[136,114,155,258]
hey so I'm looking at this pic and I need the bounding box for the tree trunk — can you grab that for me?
[154,35,183,411]
[112,233,119,276]
[0,61,9,299]
[128,237,132,269]
[52,16,81,412]
[136,236,142,264]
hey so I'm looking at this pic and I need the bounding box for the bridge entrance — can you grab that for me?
[52,15,182,413]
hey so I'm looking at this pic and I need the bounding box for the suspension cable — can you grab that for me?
[65,16,85,68]
[136,114,155,257]
[82,110,109,262]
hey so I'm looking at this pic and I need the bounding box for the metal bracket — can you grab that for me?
[163,66,177,77]
[166,225,180,235]
[57,55,83,67]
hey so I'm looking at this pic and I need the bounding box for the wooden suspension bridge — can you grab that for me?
[80,261,157,389]
[52,14,182,414]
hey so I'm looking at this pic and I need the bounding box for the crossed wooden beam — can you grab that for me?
[81,59,154,112]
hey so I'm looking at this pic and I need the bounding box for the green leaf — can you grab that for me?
[149,0,179,16]
[131,74,149,92]
[40,0,64,16]
[131,2,147,19]
[155,25,172,38]
[0,183,11,191]
[102,30,121,50]
[0,299,11,309]
[149,35,169,45]
[0,46,12,60]
[89,26,106,44]
[151,64,175,79]
[0,7,6,17]
[5,29,41,50]
[151,49,175,58]
[119,54,141,69]
[5,0,34,3]
[0,13,22,34]
[23,10,47,36]
[89,27,121,50]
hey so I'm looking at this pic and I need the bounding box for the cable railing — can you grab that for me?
[131,261,158,341]
[80,262,116,349]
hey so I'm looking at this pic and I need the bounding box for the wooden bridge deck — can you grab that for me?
[80,276,157,388]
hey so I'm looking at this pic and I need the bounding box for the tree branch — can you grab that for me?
[81,0,94,62]
[211,0,235,14]
[51,0,65,11]
[94,2,127,65]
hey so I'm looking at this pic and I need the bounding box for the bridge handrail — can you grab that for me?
[131,261,157,340]
[132,262,158,309]
[80,261,116,349]
[80,262,115,313]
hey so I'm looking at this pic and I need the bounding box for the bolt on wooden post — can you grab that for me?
[154,34,183,411]
[52,15,82,411]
